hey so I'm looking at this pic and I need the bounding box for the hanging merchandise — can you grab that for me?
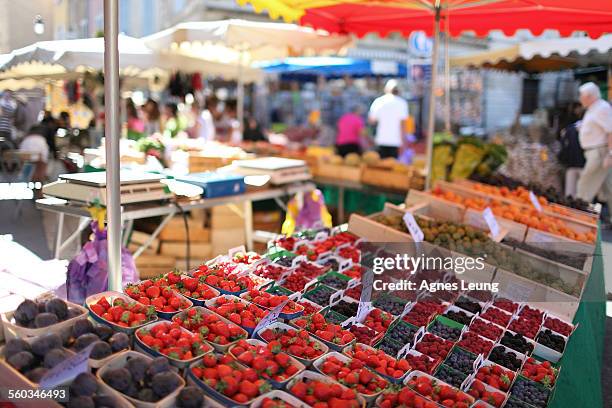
[64,80,81,104]
[65,221,138,304]
[191,72,203,91]
[282,189,332,236]
[168,72,188,97]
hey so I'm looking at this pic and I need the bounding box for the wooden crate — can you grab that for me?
[493,269,580,321]
[463,207,526,242]
[524,228,596,255]
[135,255,175,279]
[211,227,246,255]
[211,204,244,230]
[188,154,236,172]
[361,166,413,191]
[315,163,363,182]
[160,241,212,259]
[404,190,465,223]
[159,217,210,242]
[129,230,160,252]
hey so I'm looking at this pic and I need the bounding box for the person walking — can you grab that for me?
[368,79,408,159]
[335,105,366,157]
[575,82,612,223]
[0,90,18,146]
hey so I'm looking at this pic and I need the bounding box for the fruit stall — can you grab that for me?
[0,174,605,408]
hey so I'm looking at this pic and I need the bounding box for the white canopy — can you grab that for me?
[142,19,352,65]
[0,35,262,84]
[451,34,612,71]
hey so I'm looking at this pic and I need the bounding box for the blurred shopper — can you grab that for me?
[40,111,58,159]
[576,82,612,222]
[187,99,216,141]
[335,105,366,157]
[368,79,408,159]
[162,103,186,138]
[243,115,266,142]
[126,98,145,140]
[58,111,71,130]
[0,90,18,145]
[19,125,49,183]
[143,98,161,135]
[558,103,585,198]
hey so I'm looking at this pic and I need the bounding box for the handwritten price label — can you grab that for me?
[403,212,424,242]
[39,344,93,389]
[483,207,501,239]
[254,299,289,333]
[529,191,542,212]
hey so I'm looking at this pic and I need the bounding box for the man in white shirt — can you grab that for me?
[368,79,409,158]
[576,82,612,220]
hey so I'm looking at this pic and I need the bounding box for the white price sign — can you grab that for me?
[39,344,93,389]
[403,212,424,242]
[529,191,543,212]
[483,207,501,239]
[254,299,289,333]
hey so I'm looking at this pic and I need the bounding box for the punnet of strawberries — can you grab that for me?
[231,251,262,265]
[521,357,557,387]
[337,246,360,263]
[207,296,268,330]
[467,379,506,408]
[415,334,454,360]
[363,308,393,333]
[259,397,296,408]
[404,352,439,374]
[192,264,256,293]
[457,331,495,355]
[378,387,440,408]
[230,339,302,383]
[344,343,411,379]
[164,270,218,300]
[191,353,270,403]
[292,313,354,345]
[318,355,388,395]
[124,278,191,313]
[241,289,303,314]
[289,377,361,407]
[136,321,212,360]
[349,325,379,345]
[406,374,474,407]
[259,327,325,361]
[296,300,321,316]
[475,364,515,392]
[172,307,246,345]
[253,263,288,280]
[89,295,156,327]
[543,316,573,336]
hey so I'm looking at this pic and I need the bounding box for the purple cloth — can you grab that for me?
[295,190,325,231]
[66,222,138,304]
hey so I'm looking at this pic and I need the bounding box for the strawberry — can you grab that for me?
[290,378,359,407]
[145,285,160,299]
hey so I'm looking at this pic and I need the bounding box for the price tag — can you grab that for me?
[403,212,424,242]
[529,191,542,212]
[228,245,247,258]
[355,302,372,323]
[254,299,289,334]
[314,231,329,242]
[483,207,501,239]
[39,344,94,389]
[359,267,374,303]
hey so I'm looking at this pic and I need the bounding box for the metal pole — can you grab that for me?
[104,0,122,291]
[237,49,245,134]
[425,7,441,190]
[444,16,451,134]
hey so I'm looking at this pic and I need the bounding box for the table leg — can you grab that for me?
[54,212,65,259]
[56,217,90,257]
[338,186,345,224]
[123,219,134,247]
[244,200,253,251]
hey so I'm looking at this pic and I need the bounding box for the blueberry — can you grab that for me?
[126,356,149,383]
[176,386,205,408]
[151,371,181,398]
[67,396,95,408]
[4,338,31,357]
[108,332,130,352]
[429,321,462,341]
[305,285,336,306]
[320,274,348,290]
[444,348,476,374]
[45,298,68,320]
[31,333,62,357]
[374,297,406,315]
[14,299,38,326]
[72,319,94,338]
[8,351,36,373]
[435,364,467,388]
[75,333,100,351]
[102,367,132,393]
[376,337,404,357]
[387,322,417,344]
[510,378,550,408]
[90,341,112,360]
[44,348,71,368]
[70,372,98,397]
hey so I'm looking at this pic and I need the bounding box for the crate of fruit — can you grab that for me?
[343,342,412,384]
[290,312,356,352]
[205,294,270,336]
[228,338,305,389]
[165,271,220,306]
[403,370,475,406]
[240,289,304,320]
[2,296,88,340]
[97,350,185,408]
[123,281,193,320]
[255,321,329,366]
[250,390,310,408]
[171,306,248,353]
[285,369,366,408]
[134,320,213,369]
[85,291,158,334]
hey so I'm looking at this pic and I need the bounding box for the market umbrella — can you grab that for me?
[143,19,351,124]
[0,35,263,84]
[237,0,612,188]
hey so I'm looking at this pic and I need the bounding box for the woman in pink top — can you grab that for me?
[336,105,366,157]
